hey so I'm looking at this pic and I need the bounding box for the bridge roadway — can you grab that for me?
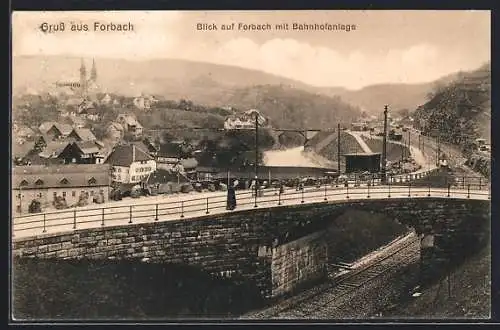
[13,183,490,240]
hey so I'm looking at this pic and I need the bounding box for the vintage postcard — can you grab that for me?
[11,10,491,321]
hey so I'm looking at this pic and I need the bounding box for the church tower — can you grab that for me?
[79,58,87,97]
[90,58,97,82]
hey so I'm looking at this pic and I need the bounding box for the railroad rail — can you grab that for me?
[243,233,420,319]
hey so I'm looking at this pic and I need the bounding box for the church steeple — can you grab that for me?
[80,58,87,77]
[79,58,87,97]
[90,58,97,82]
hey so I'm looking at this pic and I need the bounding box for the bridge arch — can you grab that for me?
[13,196,490,300]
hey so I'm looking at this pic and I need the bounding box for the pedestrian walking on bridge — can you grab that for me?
[226,180,238,210]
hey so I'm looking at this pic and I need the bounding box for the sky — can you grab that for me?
[12,10,491,90]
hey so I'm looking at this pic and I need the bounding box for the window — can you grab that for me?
[20,180,28,187]
[62,192,66,197]
[60,178,69,185]
[88,177,97,185]
[35,179,44,186]
[100,189,104,195]
[118,168,122,173]
[17,194,21,199]
[72,191,76,197]
[53,192,57,198]
[37,193,42,198]
[90,191,94,196]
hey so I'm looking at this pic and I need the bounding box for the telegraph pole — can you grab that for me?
[382,105,388,183]
[436,134,441,166]
[337,123,341,174]
[408,130,411,158]
[254,112,259,208]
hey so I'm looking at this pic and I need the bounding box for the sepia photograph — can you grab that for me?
[10,10,491,321]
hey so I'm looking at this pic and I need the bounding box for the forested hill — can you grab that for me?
[219,84,361,129]
[413,62,491,146]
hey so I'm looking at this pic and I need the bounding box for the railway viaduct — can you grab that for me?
[12,194,490,300]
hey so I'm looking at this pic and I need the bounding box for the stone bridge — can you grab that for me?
[12,186,490,300]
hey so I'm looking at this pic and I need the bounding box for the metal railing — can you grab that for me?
[13,178,490,238]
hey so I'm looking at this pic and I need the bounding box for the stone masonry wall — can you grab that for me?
[271,231,328,297]
[12,198,490,299]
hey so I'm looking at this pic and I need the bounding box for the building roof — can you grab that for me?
[105,144,153,167]
[53,123,73,136]
[74,141,101,154]
[38,140,72,158]
[145,168,188,185]
[107,122,124,131]
[12,164,110,189]
[38,121,57,133]
[69,117,86,126]
[35,133,54,144]
[131,140,158,154]
[70,128,96,142]
[12,141,36,159]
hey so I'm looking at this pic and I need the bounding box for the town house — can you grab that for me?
[67,128,97,142]
[12,164,111,214]
[45,123,73,140]
[59,141,104,164]
[116,114,143,139]
[105,144,156,184]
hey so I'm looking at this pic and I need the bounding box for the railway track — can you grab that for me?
[243,233,420,319]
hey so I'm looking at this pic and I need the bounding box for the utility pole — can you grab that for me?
[254,111,259,208]
[382,105,388,183]
[19,184,23,214]
[337,123,341,174]
[437,134,441,165]
[408,130,411,158]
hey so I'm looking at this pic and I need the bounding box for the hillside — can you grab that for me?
[413,62,491,146]
[12,55,313,99]
[216,85,361,129]
[13,55,362,129]
[316,68,475,114]
[13,55,485,121]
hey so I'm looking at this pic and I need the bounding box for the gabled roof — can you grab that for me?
[39,140,72,158]
[12,164,110,189]
[52,123,73,136]
[12,141,36,159]
[131,140,158,154]
[75,141,101,154]
[38,121,57,133]
[105,144,153,167]
[70,128,96,142]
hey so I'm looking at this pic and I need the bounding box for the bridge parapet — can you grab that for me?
[13,179,490,239]
[13,197,490,300]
